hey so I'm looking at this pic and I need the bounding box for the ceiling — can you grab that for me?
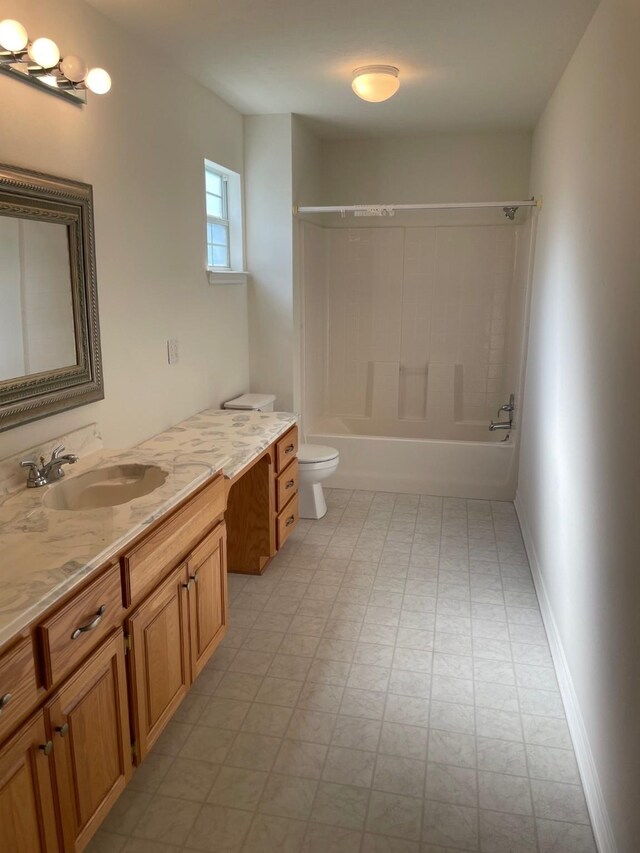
[87,0,599,138]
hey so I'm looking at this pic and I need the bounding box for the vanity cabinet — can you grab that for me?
[226,424,299,574]
[127,521,227,762]
[0,422,297,849]
[0,710,58,852]
[127,563,191,761]
[186,523,227,681]
[45,631,131,852]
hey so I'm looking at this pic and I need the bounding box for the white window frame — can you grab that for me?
[204,159,246,284]
[206,166,230,270]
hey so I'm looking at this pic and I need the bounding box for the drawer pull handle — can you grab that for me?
[55,723,69,738]
[285,479,295,489]
[39,740,53,756]
[0,692,12,712]
[285,515,295,527]
[71,604,106,640]
[284,444,294,454]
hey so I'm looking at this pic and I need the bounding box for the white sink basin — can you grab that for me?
[44,464,168,511]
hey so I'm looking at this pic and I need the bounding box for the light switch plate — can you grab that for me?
[167,339,179,365]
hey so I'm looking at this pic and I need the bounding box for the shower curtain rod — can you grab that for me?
[294,198,540,220]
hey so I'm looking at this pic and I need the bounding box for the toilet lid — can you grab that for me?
[224,393,276,410]
[298,443,339,463]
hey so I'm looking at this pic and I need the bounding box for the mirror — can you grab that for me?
[0,164,104,431]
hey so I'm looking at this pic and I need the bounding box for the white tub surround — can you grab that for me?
[0,409,296,647]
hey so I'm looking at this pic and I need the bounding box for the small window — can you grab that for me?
[205,166,230,269]
[204,159,244,277]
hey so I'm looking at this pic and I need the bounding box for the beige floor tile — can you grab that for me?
[302,823,363,852]
[310,781,370,830]
[179,725,236,764]
[101,789,151,835]
[366,791,422,841]
[156,757,220,802]
[207,766,268,810]
[274,738,328,778]
[373,754,426,797]
[185,804,252,852]
[240,701,293,737]
[224,731,281,770]
[422,800,479,849]
[242,814,307,852]
[258,772,318,819]
[132,795,201,846]
[323,746,376,787]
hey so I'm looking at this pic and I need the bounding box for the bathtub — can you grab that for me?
[306,417,518,500]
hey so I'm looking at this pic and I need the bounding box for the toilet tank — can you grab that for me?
[223,393,276,412]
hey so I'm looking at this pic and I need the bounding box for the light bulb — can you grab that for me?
[351,65,400,103]
[28,37,60,69]
[85,67,111,94]
[60,54,87,83]
[0,18,28,52]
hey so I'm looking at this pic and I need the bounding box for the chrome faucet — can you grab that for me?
[489,394,515,432]
[20,445,79,488]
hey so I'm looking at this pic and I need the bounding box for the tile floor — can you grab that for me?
[88,490,597,853]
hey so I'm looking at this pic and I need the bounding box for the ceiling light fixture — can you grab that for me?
[0,18,111,104]
[351,65,400,103]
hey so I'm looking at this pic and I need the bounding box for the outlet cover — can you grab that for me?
[167,339,179,365]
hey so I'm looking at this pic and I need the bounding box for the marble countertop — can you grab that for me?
[0,409,297,649]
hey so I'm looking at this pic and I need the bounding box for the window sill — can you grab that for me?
[207,269,249,286]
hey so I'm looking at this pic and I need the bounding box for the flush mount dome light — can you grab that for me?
[351,65,399,102]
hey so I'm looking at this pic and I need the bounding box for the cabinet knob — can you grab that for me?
[190,571,199,584]
[285,479,295,489]
[39,740,53,756]
[0,692,12,713]
[55,723,69,738]
[285,515,295,527]
[182,580,193,591]
[284,444,294,454]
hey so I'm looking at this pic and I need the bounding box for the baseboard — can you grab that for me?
[514,493,617,853]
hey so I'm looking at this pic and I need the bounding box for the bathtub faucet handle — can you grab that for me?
[496,394,515,418]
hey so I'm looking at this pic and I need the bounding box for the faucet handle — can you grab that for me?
[50,445,66,460]
[20,459,39,470]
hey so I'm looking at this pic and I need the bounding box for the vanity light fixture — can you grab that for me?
[351,65,400,102]
[0,18,111,104]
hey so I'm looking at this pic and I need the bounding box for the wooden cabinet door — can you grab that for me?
[187,523,228,680]
[0,711,59,852]
[46,631,131,852]
[127,563,190,762]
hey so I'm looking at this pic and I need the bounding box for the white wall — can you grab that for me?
[321,132,532,206]
[0,0,249,458]
[292,116,323,422]
[244,114,294,411]
[518,1,640,850]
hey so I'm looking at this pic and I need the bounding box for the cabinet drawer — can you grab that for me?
[276,458,298,512]
[276,493,299,549]
[122,475,226,605]
[39,563,123,687]
[275,425,298,473]
[0,638,39,743]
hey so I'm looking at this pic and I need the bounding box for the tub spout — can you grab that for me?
[489,420,511,431]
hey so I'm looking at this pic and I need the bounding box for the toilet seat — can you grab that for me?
[298,443,339,464]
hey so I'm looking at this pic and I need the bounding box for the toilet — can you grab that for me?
[298,443,340,520]
[223,392,276,412]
